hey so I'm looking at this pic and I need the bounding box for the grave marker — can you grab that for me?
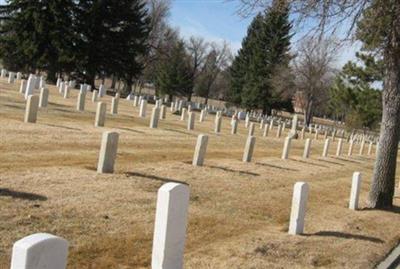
[10,233,69,269]
[24,95,39,123]
[248,122,255,136]
[243,136,256,162]
[288,182,309,235]
[95,102,106,127]
[215,115,222,133]
[303,138,311,158]
[349,172,362,210]
[322,138,330,157]
[97,131,119,173]
[139,99,147,117]
[152,183,190,269]
[160,105,166,119]
[192,134,208,166]
[39,88,49,108]
[77,92,85,111]
[187,112,195,130]
[336,138,343,156]
[150,107,160,128]
[282,137,292,159]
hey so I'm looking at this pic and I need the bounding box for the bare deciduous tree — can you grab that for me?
[293,37,337,126]
[195,41,232,104]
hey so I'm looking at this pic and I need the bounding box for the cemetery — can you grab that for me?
[0,76,399,268]
[1,0,400,268]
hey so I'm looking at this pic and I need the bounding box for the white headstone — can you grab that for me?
[160,105,166,119]
[336,138,343,156]
[243,136,256,162]
[303,138,311,158]
[187,112,195,130]
[322,138,330,157]
[97,131,119,173]
[192,134,208,166]
[77,92,85,111]
[348,140,354,156]
[24,95,39,123]
[8,71,15,84]
[180,108,187,121]
[10,233,68,269]
[24,75,36,100]
[111,94,119,115]
[288,182,309,235]
[98,84,106,97]
[39,88,49,108]
[282,137,292,160]
[150,107,160,128]
[215,115,222,133]
[248,122,255,136]
[152,183,190,269]
[139,99,147,117]
[92,90,98,102]
[19,79,27,94]
[95,102,106,127]
[349,172,362,210]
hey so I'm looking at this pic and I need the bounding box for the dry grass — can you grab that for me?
[0,79,399,268]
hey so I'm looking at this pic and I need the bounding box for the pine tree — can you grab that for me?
[328,52,383,129]
[75,0,149,90]
[0,0,76,82]
[155,40,193,101]
[229,1,292,114]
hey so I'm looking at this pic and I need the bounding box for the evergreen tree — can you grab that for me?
[328,52,383,129]
[229,1,292,114]
[0,0,76,82]
[155,40,193,101]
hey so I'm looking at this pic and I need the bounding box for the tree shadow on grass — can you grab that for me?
[361,205,400,215]
[42,123,81,131]
[0,188,47,201]
[164,128,194,136]
[255,162,299,172]
[316,158,345,166]
[117,127,145,134]
[204,165,260,176]
[124,172,187,185]
[288,158,329,168]
[306,231,384,243]
[334,157,363,164]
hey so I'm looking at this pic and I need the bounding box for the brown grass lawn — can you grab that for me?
[0,79,399,269]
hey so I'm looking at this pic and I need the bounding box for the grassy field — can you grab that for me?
[0,79,399,268]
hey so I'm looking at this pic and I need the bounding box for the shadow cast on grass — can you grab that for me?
[361,205,400,215]
[255,162,299,172]
[334,157,363,164]
[42,123,81,131]
[307,231,384,243]
[288,158,329,168]
[117,127,145,134]
[204,165,260,176]
[164,128,194,136]
[316,158,345,166]
[0,188,47,201]
[124,172,187,185]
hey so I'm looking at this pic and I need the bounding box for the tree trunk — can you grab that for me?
[111,75,117,89]
[368,44,400,208]
[304,99,314,127]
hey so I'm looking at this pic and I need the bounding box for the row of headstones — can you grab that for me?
[8,171,364,269]
[2,68,380,143]
[96,128,376,178]
[16,76,379,147]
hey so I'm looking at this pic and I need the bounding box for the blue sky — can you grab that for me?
[169,0,360,67]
